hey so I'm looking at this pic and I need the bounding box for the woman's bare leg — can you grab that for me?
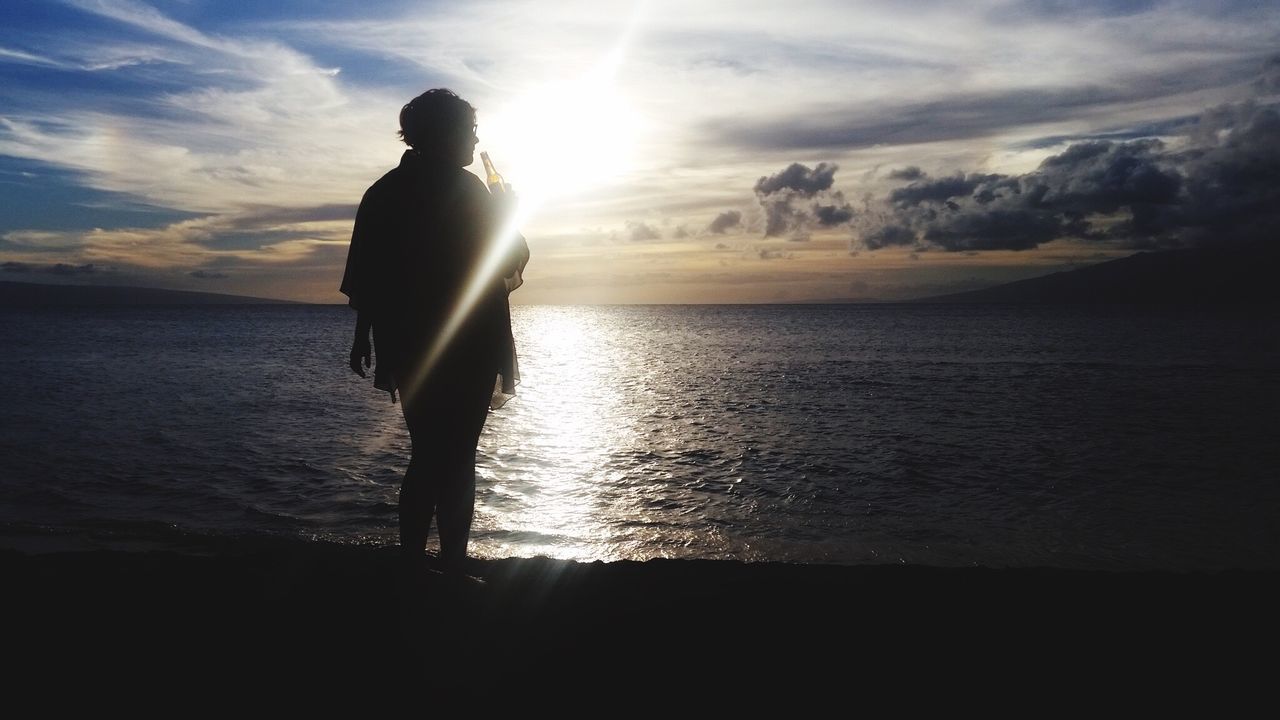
[398,447,436,562]
[398,361,491,572]
[434,450,477,571]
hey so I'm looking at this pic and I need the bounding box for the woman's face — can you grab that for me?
[418,118,478,167]
[454,121,479,167]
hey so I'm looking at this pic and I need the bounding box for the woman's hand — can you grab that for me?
[350,336,371,377]
[350,312,373,377]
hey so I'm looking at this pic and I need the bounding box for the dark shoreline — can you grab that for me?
[8,541,1278,689]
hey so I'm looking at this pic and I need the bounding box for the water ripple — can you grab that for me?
[2,304,1278,570]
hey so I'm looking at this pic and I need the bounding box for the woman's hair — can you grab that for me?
[398,88,476,151]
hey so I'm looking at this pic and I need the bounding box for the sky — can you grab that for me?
[0,0,1277,303]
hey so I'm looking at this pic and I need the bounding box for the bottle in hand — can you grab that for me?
[480,151,506,194]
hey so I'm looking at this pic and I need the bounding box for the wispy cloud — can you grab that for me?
[0,46,72,69]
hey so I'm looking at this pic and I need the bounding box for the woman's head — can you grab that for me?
[399,88,478,166]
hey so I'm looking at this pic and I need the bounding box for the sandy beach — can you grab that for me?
[7,540,1276,692]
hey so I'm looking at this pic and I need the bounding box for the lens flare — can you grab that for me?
[400,4,648,402]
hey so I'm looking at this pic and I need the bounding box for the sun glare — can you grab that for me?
[400,5,647,411]
[482,77,640,204]
[478,2,647,208]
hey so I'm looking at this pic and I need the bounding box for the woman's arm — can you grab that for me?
[349,311,372,377]
[484,180,529,291]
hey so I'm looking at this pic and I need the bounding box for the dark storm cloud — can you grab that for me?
[815,196,855,226]
[857,84,1280,252]
[702,56,1269,152]
[921,208,1064,251]
[2,261,33,273]
[1163,100,1280,246]
[754,163,855,237]
[1035,139,1183,220]
[889,174,1007,207]
[189,269,228,279]
[754,163,838,196]
[707,210,742,234]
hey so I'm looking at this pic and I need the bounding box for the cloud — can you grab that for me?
[707,210,742,234]
[861,224,916,250]
[887,166,925,181]
[189,269,228,279]
[921,208,1065,251]
[754,162,838,197]
[1,261,32,273]
[3,2,1280,303]
[0,42,178,72]
[0,46,71,69]
[0,0,388,221]
[700,54,1271,153]
[814,198,854,226]
[754,162,855,237]
[757,197,800,238]
[0,207,350,272]
[857,63,1280,253]
[226,204,358,228]
[890,173,1009,207]
[1256,54,1280,94]
[626,221,661,242]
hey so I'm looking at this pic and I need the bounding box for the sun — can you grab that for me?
[480,76,640,205]
[475,1,648,210]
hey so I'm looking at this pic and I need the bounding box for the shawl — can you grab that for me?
[340,150,529,407]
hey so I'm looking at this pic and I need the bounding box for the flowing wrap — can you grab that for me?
[340,150,529,408]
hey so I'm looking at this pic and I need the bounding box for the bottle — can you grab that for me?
[480,151,505,194]
[480,151,524,293]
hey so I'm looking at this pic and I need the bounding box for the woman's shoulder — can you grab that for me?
[451,168,497,216]
[361,166,408,203]
[359,163,489,215]
[456,167,491,194]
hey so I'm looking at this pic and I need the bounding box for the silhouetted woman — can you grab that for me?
[341,88,528,577]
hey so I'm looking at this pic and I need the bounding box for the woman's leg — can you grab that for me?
[433,446,477,571]
[398,360,494,570]
[397,433,437,562]
[433,371,493,572]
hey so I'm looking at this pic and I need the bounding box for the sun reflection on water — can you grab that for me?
[473,306,639,561]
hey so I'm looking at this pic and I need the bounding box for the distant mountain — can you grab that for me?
[916,243,1280,304]
[0,281,296,307]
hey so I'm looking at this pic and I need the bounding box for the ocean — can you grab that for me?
[2,303,1277,571]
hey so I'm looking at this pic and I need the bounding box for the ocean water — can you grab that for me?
[2,303,1277,570]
